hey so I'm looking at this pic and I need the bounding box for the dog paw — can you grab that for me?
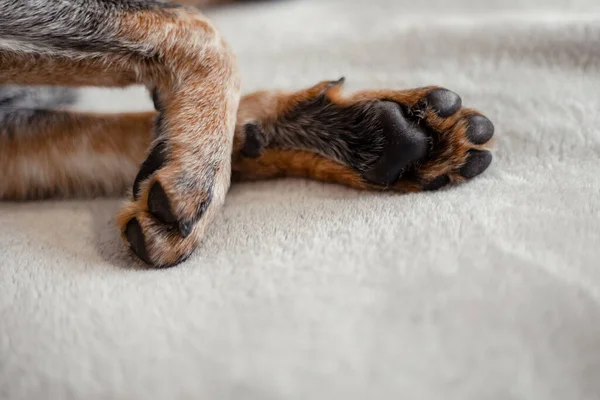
[242,81,494,192]
[117,138,222,267]
[117,89,232,268]
[361,87,494,190]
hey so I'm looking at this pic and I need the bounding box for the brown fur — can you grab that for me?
[0,112,154,199]
[116,8,241,267]
[1,3,240,266]
[0,52,140,86]
[234,81,492,191]
[1,86,491,198]
[0,2,494,267]
[0,82,493,267]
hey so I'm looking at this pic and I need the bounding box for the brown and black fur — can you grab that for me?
[0,0,495,267]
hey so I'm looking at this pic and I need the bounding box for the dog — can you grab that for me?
[0,0,495,267]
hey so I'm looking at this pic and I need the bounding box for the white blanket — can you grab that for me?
[2,0,600,398]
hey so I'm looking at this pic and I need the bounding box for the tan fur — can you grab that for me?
[232,149,423,192]
[0,1,493,267]
[0,52,140,86]
[116,8,241,266]
[176,0,239,6]
[0,112,154,199]
[1,4,240,266]
[235,82,492,192]
[0,85,492,198]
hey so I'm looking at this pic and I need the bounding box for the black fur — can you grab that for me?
[0,109,55,138]
[263,95,386,173]
[241,123,266,158]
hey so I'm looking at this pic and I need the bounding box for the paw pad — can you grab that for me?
[148,182,177,224]
[133,141,167,200]
[362,101,428,186]
[125,219,152,265]
[460,149,493,179]
[423,175,451,191]
[357,87,494,190]
[466,114,495,145]
[425,89,462,118]
[241,123,266,158]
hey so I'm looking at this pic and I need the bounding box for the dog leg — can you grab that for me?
[2,79,494,201]
[1,1,240,267]
[233,79,495,192]
[0,111,154,199]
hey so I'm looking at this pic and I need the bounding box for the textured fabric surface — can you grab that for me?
[2,0,600,399]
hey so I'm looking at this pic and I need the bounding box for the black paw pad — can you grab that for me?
[133,141,167,200]
[241,123,266,158]
[362,102,429,186]
[177,193,211,238]
[151,88,162,111]
[148,182,177,224]
[466,114,495,145]
[423,175,451,191]
[125,219,152,265]
[460,149,492,179]
[425,89,462,118]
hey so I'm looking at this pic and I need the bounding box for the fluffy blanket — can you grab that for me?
[2,0,599,398]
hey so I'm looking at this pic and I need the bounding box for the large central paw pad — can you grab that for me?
[362,101,429,185]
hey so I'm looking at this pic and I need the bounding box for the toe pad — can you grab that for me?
[125,219,152,265]
[466,115,495,145]
[425,89,462,118]
[460,149,493,179]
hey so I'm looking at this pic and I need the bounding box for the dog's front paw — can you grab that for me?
[117,87,234,268]
[117,138,227,267]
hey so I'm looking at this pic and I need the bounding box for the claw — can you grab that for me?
[326,77,346,89]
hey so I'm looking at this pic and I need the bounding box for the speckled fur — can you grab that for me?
[0,1,494,267]
[1,0,241,267]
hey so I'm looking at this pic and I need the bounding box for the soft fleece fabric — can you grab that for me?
[2,0,600,398]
